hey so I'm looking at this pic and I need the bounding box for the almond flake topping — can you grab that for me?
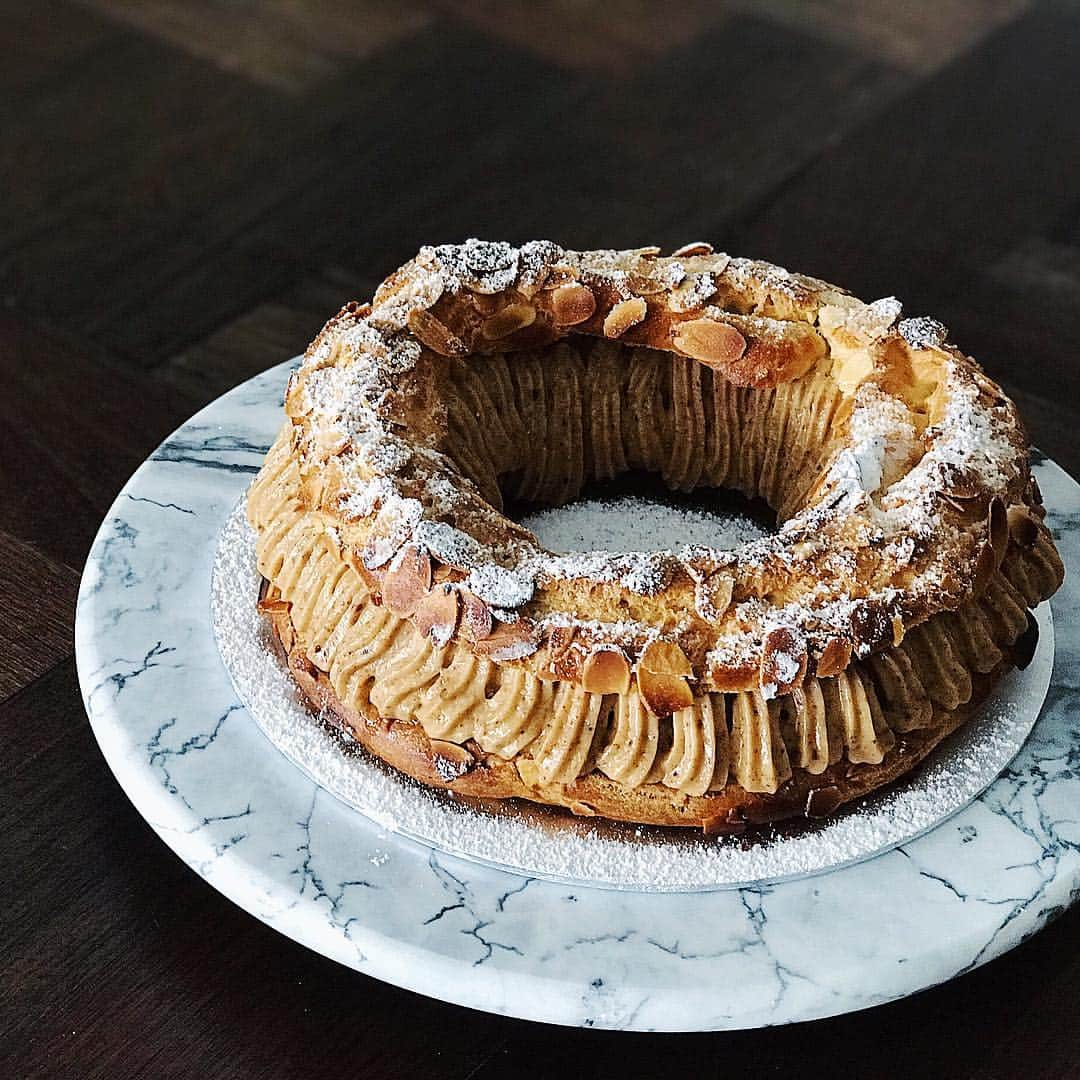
[603,297,648,338]
[287,239,1033,685]
[672,318,747,367]
[550,284,597,325]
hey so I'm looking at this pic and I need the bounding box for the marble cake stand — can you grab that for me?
[76,359,1080,1031]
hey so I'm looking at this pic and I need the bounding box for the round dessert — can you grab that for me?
[247,240,1064,832]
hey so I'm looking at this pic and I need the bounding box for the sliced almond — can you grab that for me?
[382,544,433,615]
[672,241,714,257]
[891,615,906,648]
[550,284,596,326]
[536,625,575,681]
[313,425,349,457]
[413,585,461,646]
[640,639,693,677]
[669,272,717,312]
[971,368,1005,402]
[362,502,418,569]
[277,614,297,654]
[256,597,291,615]
[638,667,694,717]
[407,308,466,356]
[459,589,493,641]
[759,625,807,697]
[816,636,852,678]
[581,647,631,695]
[972,540,996,598]
[672,318,747,369]
[517,267,550,297]
[805,785,842,818]
[1007,503,1040,549]
[628,272,666,295]
[637,640,694,716]
[481,303,537,340]
[429,740,474,782]
[988,496,1008,568]
[362,531,405,570]
[602,297,648,338]
[302,337,344,373]
[551,646,582,682]
[831,394,856,431]
[472,618,541,661]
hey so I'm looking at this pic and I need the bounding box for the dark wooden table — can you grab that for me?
[4,3,1080,1076]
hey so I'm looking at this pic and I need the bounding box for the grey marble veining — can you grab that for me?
[211,494,1055,892]
[76,359,1080,1031]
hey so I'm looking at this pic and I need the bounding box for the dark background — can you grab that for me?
[4,2,1080,1077]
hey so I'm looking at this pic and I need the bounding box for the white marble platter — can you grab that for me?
[76,358,1080,1031]
[212,495,1054,892]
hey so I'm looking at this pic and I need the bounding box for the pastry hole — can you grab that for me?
[506,472,775,554]
[441,349,836,522]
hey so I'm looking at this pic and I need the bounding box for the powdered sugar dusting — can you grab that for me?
[465,564,535,608]
[214,496,1054,892]
[428,239,519,295]
[522,496,768,555]
[826,386,920,507]
[899,315,948,349]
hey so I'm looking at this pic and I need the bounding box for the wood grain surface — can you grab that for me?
[2,2,1079,1076]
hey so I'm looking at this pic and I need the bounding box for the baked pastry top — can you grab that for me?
[247,240,1064,830]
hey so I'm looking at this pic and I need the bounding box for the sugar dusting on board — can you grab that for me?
[521,496,768,555]
[213,496,1053,892]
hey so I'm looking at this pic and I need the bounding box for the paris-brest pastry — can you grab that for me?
[247,240,1063,832]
